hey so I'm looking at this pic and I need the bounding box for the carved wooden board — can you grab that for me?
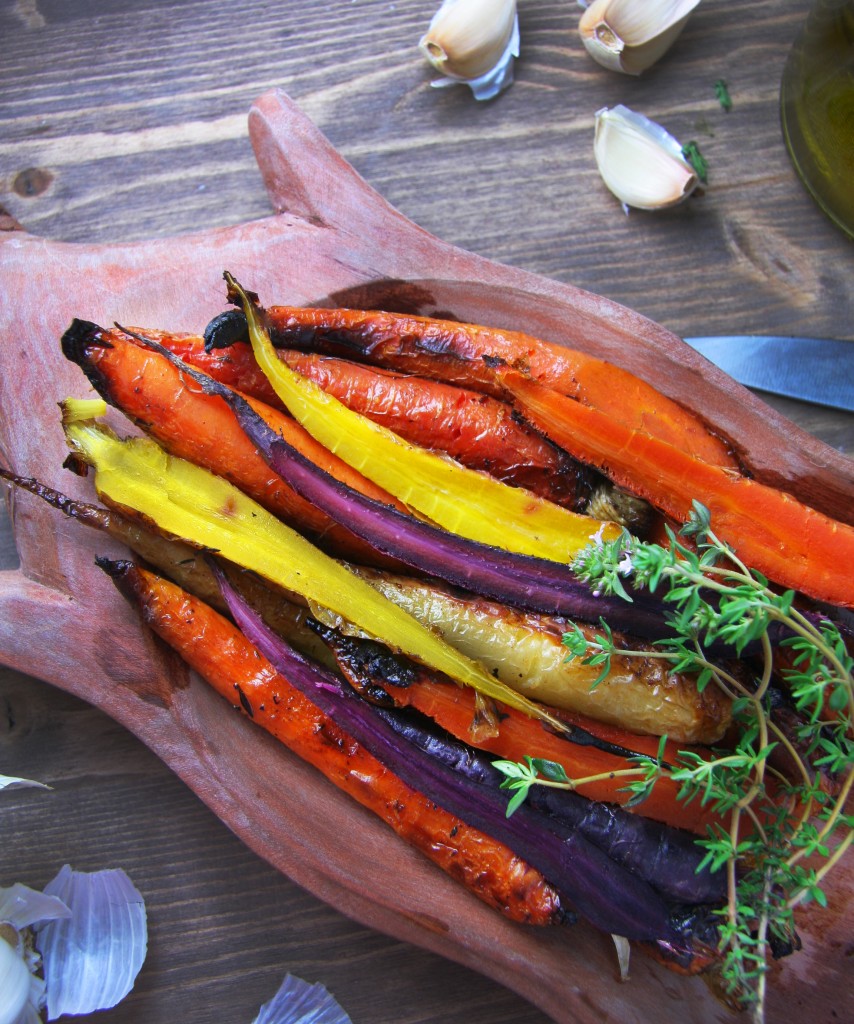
[0,90,850,1024]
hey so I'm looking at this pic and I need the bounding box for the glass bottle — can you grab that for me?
[780,0,854,239]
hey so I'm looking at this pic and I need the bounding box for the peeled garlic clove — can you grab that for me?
[593,105,699,211]
[420,0,519,100]
[579,0,702,76]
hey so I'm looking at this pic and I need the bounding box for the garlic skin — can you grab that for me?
[420,0,519,100]
[593,105,699,211]
[580,0,702,75]
[252,973,353,1024]
[36,866,147,1019]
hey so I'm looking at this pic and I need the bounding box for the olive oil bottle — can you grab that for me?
[780,0,854,239]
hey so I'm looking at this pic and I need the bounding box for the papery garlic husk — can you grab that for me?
[580,0,702,75]
[253,973,353,1024]
[420,0,518,82]
[611,934,632,982]
[593,105,698,211]
[0,883,70,1024]
[35,866,147,1019]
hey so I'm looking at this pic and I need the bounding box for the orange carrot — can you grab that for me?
[499,368,854,609]
[324,636,720,835]
[61,321,407,567]
[161,333,594,511]
[104,559,565,925]
[257,305,737,469]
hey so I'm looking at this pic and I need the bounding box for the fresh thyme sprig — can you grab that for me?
[493,502,853,1022]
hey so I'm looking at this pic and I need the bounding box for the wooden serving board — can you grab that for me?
[0,90,851,1024]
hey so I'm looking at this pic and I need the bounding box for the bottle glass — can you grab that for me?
[780,0,854,239]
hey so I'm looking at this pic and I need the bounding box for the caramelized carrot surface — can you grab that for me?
[260,305,737,469]
[63,323,406,567]
[107,560,564,925]
[163,334,593,511]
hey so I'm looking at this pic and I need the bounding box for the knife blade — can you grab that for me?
[683,335,854,413]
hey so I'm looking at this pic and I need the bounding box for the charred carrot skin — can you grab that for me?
[316,624,721,835]
[245,305,737,470]
[162,332,594,511]
[499,369,854,610]
[60,321,406,568]
[103,559,565,926]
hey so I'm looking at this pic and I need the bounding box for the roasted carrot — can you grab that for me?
[159,333,595,511]
[357,569,731,746]
[64,414,579,733]
[240,304,737,469]
[103,559,565,925]
[61,320,407,568]
[317,624,721,835]
[498,368,854,609]
[227,278,624,567]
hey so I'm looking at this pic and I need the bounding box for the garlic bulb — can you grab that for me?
[593,105,699,211]
[420,0,519,100]
[0,930,31,1024]
[579,0,702,75]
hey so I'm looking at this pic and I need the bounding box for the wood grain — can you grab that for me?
[1,3,853,1024]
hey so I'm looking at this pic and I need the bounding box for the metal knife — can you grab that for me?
[683,335,854,413]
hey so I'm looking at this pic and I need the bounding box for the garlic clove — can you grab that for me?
[593,105,699,211]
[0,929,32,1024]
[420,0,519,99]
[579,0,702,76]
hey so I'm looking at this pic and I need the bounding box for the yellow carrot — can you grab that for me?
[227,273,622,561]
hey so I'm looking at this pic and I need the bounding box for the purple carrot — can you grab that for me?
[310,621,726,906]
[215,564,715,962]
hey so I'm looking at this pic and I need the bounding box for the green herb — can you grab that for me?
[715,78,733,111]
[494,503,853,1023]
[493,756,571,817]
[681,140,709,184]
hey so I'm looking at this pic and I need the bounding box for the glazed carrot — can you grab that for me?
[103,559,565,925]
[499,368,854,609]
[160,333,594,511]
[247,304,737,469]
[227,281,625,567]
[63,415,578,732]
[61,320,406,567]
[319,627,720,835]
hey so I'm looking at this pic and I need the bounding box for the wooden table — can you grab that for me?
[1,2,851,1022]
